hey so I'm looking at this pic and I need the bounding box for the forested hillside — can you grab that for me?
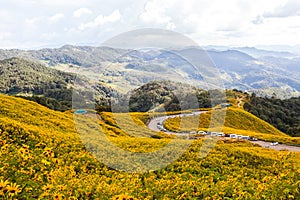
[128,80,225,112]
[0,57,119,111]
[244,94,300,136]
[0,57,74,110]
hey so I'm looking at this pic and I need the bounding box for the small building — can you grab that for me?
[221,103,232,108]
[74,109,87,114]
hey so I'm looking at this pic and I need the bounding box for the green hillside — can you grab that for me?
[128,80,225,112]
[0,57,75,111]
[0,57,121,111]
[1,94,300,199]
[244,94,300,136]
[0,57,74,94]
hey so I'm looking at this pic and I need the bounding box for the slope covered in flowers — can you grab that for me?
[0,94,300,199]
[164,107,300,144]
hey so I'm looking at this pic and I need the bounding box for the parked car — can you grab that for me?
[230,134,237,139]
[237,135,243,139]
[198,131,206,135]
[217,132,225,137]
[240,136,250,140]
[211,132,218,136]
[270,142,279,146]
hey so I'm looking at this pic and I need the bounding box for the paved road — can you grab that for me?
[147,111,204,136]
[147,111,300,152]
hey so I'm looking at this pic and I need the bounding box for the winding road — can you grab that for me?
[147,111,300,152]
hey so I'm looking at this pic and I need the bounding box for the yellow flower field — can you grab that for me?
[0,94,300,199]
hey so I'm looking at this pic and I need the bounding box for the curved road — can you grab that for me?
[148,111,204,135]
[147,111,300,152]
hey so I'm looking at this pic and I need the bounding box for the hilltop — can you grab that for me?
[128,80,214,112]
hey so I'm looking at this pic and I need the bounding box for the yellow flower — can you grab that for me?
[112,194,137,200]
[43,147,55,158]
[52,193,63,200]
[22,144,29,149]
[0,179,9,191]
[35,142,46,148]
[5,182,22,197]
[42,159,51,165]
[42,184,53,192]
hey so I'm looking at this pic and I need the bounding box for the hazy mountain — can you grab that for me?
[0,45,299,98]
[232,47,295,59]
[0,45,129,67]
[257,44,300,56]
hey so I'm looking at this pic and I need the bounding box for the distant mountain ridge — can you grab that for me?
[0,45,299,98]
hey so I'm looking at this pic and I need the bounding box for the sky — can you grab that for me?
[1,0,300,49]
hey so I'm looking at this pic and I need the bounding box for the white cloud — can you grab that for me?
[140,0,173,24]
[79,9,121,30]
[48,13,65,23]
[1,0,300,48]
[0,32,10,40]
[36,0,87,6]
[40,32,58,40]
[73,8,92,18]
[264,0,300,18]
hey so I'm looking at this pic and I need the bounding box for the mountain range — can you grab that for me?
[0,45,299,99]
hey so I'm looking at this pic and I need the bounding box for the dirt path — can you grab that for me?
[237,97,243,108]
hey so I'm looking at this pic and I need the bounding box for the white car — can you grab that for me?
[198,131,206,135]
[217,132,225,137]
[211,132,218,136]
[270,142,279,146]
[236,135,243,139]
[240,136,250,140]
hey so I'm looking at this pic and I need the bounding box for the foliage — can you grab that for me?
[0,57,75,111]
[244,94,300,137]
[128,80,226,112]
